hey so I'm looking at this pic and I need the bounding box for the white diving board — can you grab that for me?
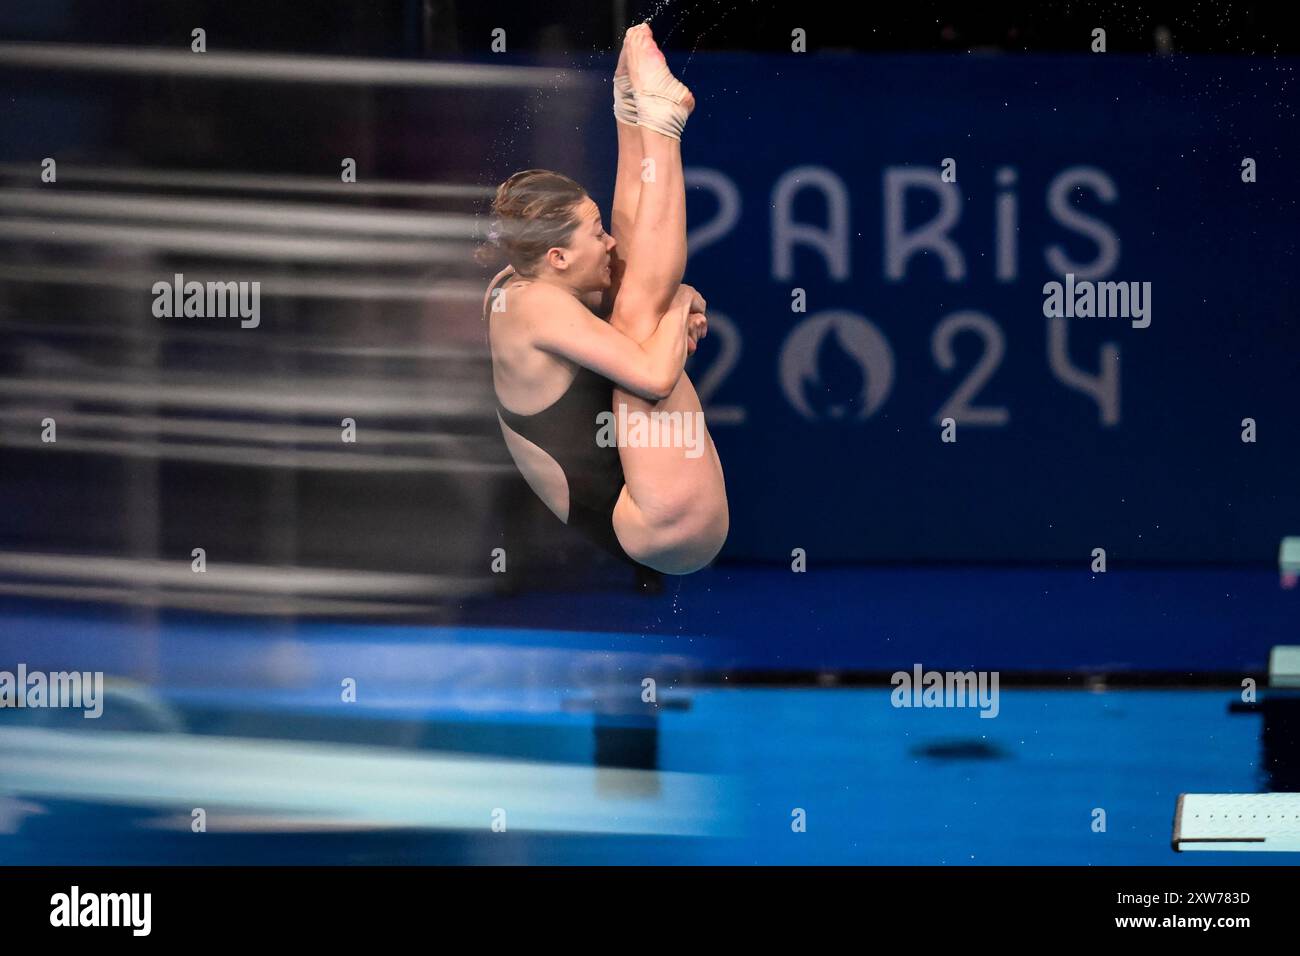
[0,727,733,838]
[1280,537,1300,573]
[1280,536,1300,588]
[1269,646,1300,689]
[1174,793,1300,852]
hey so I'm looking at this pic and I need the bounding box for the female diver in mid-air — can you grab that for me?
[480,23,728,575]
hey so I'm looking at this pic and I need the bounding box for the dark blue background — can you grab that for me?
[584,54,1300,563]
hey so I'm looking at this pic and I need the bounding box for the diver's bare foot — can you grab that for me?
[623,24,652,89]
[626,23,694,115]
[616,29,631,78]
[612,27,639,126]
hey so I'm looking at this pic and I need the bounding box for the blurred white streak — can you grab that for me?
[0,409,491,448]
[0,583,457,617]
[0,265,484,303]
[0,796,48,835]
[0,376,484,415]
[0,218,462,263]
[0,728,732,837]
[0,164,493,199]
[0,434,513,472]
[0,42,594,89]
[0,552,479,597]
[0,190,479,238]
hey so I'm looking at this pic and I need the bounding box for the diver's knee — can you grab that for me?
[646,504,728,573]
[638,491,696,539]
[609,290,668,338]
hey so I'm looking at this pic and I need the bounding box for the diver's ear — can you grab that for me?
[545,247,568,272]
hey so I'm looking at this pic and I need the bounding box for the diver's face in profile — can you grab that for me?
[554,196,615,293]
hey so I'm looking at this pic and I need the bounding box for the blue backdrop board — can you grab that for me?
[581,53,1300,563]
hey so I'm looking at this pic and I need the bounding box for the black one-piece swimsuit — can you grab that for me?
[484,267,635,565]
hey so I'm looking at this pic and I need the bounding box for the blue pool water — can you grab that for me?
[0,564,1295,865]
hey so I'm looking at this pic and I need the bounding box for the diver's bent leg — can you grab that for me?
[610,370,728,574]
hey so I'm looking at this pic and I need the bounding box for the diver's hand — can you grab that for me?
[672,283,707,316]
[686,310,707,355]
